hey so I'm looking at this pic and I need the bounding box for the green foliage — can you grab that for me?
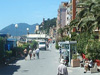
[76,33,90,54]
[30,40,38,50]
[40,18,56,34]
[71,32,77,41]
[86,41,100,61]
[22,43,30,50]
[0,37,5,59]
[12,47,23,57]
[55,42,59,49]
[5,51,12,59]
[69,0,100,61]
[72,54,77,60]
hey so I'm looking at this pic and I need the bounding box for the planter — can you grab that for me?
[71,59,80,67]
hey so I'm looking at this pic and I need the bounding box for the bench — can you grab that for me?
[90,63,98,73]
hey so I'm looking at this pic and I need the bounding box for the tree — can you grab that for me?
[0,37,6,62]
[86,41,100,61]
[30,40,38,50]
[69,0,100,60]
[39,18,56,34]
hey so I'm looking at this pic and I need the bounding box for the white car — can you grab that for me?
[39,41,46,50]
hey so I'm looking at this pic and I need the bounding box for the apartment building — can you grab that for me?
[56,2,71,30]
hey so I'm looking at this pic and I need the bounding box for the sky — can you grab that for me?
[0,0,69,30]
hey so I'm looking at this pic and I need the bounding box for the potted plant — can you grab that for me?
[71,54,80,67]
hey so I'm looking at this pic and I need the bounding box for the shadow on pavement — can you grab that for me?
[0,57,24,75]
[0,64,20,75]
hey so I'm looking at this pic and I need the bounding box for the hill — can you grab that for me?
[40,18,57,34]
[0,23,39,36]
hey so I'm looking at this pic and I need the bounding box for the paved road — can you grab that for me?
[0,43,100,75]
[0,43,60,75]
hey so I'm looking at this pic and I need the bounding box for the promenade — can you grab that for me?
[68,67,100,75]
[0,43,100,75]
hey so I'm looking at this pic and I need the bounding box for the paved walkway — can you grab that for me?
[0,43,100,75]
[68,67,100,75]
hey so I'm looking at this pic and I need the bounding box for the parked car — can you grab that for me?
[39,41,46,50]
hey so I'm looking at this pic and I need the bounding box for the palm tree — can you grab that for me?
[69,0,100,55]
[70,0,100,34]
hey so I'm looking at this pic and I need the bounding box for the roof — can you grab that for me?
[27,34,47,38]
[7,38,16,41]
[58,41,77,45]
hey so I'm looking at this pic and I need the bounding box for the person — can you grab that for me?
[59,46,62,59]
[88,59,93,70]
[29,49,32,60]
[33,49,36,59]
[57,59,68,75]
[84,59,93,73]
[36,48,40,59]
[65,56,69,66]
[23,49,28,60]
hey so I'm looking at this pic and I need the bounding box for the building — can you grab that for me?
[26,34,48,42]
[56,2,71,39]
[56,2,71,31]
[49,26,56,39]
[35,25,40,34]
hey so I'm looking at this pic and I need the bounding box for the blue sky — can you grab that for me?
[0,0,69,30]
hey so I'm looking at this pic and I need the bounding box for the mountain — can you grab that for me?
[0,23,39,36]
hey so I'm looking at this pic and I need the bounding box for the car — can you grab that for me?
[39,41,46,50]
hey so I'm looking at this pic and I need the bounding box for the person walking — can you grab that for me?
[59,46,62,59]
[33,49,36,59]
[29,49,32,60]
[36,48,40,59]
[23,49,28,60]
[57,59,68,75]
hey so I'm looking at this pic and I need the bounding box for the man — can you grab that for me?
[57,59,68,75]
[36,48,40,59]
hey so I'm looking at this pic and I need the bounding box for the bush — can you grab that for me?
[72,54,77,60]
[55,42,59,49]
[22,43,29,50]
[5,51,12,59]
[86,41,100,61]
[0,37,6,61]
[12,47,23,57]
[30,40,38,50]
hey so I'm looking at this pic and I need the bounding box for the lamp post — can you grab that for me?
[15,24,18,57]
[26,28,29,35]
[15,24,18,46]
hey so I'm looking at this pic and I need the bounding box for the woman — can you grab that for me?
[23,49,28,60]
[28,49,32,60]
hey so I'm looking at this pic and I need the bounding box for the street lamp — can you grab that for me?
[15,24,18,44]
[26,28,29,35]
[15,24,18,57]
[15,24,18,36]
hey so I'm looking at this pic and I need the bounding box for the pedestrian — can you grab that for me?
[36,48,40,59]
[23,49,28,60]
[59,46,62,59]
[57,59,68,75]
[49,44,51,50]
[65,56,69,66]
[33,49,36,59]
[29,49,32,60]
